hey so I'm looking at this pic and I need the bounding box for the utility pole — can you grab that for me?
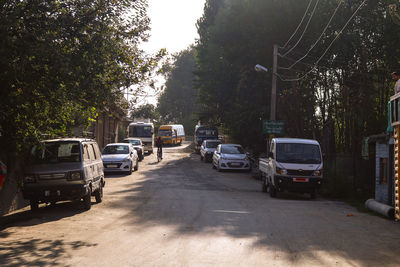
[271,44,278,121]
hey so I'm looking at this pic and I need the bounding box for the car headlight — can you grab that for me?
[24,175,35,183]
[124,157,131,162]
[313,169,323,176]
[69,171,82,180]
[276,167,287,175]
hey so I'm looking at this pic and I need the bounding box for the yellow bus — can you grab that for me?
[157,125,185,145]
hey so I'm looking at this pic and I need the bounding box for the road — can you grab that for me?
[1,141,400,266]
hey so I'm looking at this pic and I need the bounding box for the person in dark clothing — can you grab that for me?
[156,136,163,159]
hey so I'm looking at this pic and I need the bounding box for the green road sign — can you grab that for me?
[263,120,285,135]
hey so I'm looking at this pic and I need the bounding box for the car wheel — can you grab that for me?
[128,162,133,174]
[95,184,103,203]
[30,199,39,212]
[83,187,92,210]
[134,159,139,171]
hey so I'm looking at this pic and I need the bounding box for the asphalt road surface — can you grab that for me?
[1,142,400,266]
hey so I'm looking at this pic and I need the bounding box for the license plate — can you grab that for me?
[231,163,241,167]
[107,164,118,168]
[293,178,309,182]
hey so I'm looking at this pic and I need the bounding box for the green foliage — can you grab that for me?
[130,103,159,121]
[157,47,199,135]
[195,0,400,156]
[0,0,163,157]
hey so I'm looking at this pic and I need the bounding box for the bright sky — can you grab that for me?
[136,0,206,106]
[141,0,206,55]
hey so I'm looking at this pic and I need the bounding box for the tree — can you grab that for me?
[157,47,198,135]
[130,104,159,121]
[0,0,164,163]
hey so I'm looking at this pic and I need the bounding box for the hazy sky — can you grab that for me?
[141,0,206,55]
[135,0,206,106]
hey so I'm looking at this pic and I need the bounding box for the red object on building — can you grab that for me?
[0,160,6,189]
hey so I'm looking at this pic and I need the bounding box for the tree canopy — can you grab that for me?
[195,0,400,154]
[157,47,198,135]
[0,0,164,158]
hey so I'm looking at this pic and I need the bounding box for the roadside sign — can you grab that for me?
[263,120,285,135]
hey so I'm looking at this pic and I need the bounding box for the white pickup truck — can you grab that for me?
[259,138,323,199]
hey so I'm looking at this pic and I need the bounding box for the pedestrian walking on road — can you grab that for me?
[156,136,163,160]
[392,71,400,95]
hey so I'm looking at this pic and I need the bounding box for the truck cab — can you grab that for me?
[259,138,323,199]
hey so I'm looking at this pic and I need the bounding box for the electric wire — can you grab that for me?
[280,0,321,57]
[279,0,314,50]
[279,0,343,70]
[276,0,368,82]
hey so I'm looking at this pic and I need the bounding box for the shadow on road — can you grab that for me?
[0,238,97,267]
[110,152,400,265]
[0,201,96,230]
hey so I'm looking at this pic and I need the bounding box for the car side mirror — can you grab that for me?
[268,152,274,159]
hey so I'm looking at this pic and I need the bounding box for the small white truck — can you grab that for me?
[259,138,323,199]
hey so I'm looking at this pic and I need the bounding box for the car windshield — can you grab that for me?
[30,141,81,163]
[276,143,321,164]
[124,140,141,145]
[102,145,130,155]
[158,130,172,136]
[206,142,221,148]
[221,145,244,154]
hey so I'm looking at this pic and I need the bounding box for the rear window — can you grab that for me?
[123,139,141,145]
[102,145,130,155]
[206,141,221,148]
[221,145,244,154]
[30,141,81,163]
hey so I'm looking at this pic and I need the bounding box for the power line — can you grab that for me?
[279,0,314,50]
[280,0,321,57]
[276,0,368,82]
[279,0,343,70]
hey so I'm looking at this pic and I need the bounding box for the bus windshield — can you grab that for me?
[158,130,172,136]
[129,125,153,137]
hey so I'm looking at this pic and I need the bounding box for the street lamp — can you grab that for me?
[254,64,268,73]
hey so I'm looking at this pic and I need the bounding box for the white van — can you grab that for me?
[259,138,323,199]
[23,138,105,211]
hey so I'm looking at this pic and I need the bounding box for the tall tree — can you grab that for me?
[0,0,164,161]
[157,47,198,135]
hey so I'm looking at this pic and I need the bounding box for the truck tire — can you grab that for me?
[310,190,316,200]
[269,183,277,198]
[262,177,268,193]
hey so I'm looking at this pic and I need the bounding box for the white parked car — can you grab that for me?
[123,138,144,161]
[200,139,222,162]
[212,144,251,172]
[101,143,138,174]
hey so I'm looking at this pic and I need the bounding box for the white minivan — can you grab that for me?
[23,138,105,211]
[259,138,323,199]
